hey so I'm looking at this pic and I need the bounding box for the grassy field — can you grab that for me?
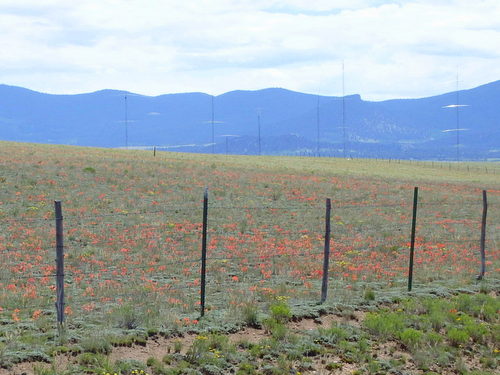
[0,141,498,374]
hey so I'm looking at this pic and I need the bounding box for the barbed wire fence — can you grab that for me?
[0,187,497,332]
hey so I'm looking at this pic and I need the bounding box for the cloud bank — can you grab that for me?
[1,0,499,99]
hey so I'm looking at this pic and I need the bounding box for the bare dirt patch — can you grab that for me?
[109,335,195,363]
[0,311,370,375]
[228,327,267,345]
[290,310,365,332]
[0,354,72,375]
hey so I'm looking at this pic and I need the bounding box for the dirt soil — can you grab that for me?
[0,309,481,375]
[1,311,366,375]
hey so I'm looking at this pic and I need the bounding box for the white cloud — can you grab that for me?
[0,0,499,99]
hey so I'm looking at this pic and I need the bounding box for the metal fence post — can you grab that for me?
[408,187,418,292]
[54,201,65,326]
[477,190,488,280]
[200,188,208,317]
[320,198,331,303]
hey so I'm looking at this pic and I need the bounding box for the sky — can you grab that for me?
[1,0,499,100]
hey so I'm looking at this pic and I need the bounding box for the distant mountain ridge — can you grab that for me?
[0,81,499,160]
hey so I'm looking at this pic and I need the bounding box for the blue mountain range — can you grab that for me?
[0,81,499,160]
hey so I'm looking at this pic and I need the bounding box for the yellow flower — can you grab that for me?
[276,295,290,302]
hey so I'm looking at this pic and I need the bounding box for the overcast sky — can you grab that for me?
[1,0,499,100]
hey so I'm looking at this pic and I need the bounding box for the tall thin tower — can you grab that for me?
[442,69,467,162]
[316,95,320,157]
[455,70,460,162]
[342,60,346,158]
[257,112,262,156]
[124,95,128,149]
[211,96,215,154]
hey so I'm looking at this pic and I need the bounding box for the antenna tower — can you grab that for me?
[456,70,460,162]
[211,96,215,154]
[342,61,346,158]
[316,95,320,156]
[125,95,128,149]
[258,112,262,156]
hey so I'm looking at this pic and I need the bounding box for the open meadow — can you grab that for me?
[0,141,498,374]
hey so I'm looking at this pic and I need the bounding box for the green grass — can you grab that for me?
[0,141,498,372]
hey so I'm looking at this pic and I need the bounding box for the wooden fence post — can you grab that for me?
[477,190,488,280]
[200,188,208,317]
[408,187,418,292]
[320,198,331,303]
[54,201,65,327]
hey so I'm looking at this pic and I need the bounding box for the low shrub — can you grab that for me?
[447,328,470,347]
[399,328,424,350]
[241,303,260,328]
[363,312,405,339]
[269,297,292,324]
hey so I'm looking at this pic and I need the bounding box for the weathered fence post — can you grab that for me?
[320,198,332,303]
[200,188,208,317]
[408,187,419,292]
[153,146,156,157]
[54,201,65,327]
[477,190,488,280]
